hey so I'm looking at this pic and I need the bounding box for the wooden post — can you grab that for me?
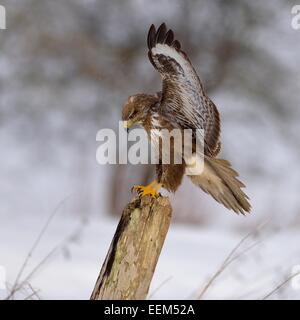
[90,195,172,300]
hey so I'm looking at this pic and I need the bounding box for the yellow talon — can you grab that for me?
[132,180,162,198]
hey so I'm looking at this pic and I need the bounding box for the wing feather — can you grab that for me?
[147,23,220,155]
[172,39,181,50]
[165,30,174,45]
[156,23,167,43]
[147,24,156,50]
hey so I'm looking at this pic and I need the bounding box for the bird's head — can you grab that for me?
[122,94,159,130]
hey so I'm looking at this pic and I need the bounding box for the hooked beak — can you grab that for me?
[123,120,134,132]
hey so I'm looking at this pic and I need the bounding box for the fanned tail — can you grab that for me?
[189,157,251,214]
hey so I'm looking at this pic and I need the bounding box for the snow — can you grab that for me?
[1,210,299,300]
[1,0,300,301]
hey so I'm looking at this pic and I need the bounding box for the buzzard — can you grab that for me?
[122,23,251,214]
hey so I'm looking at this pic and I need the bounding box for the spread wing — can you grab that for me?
[147,23,220,156]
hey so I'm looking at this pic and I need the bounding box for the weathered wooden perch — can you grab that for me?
[90,195,172,300]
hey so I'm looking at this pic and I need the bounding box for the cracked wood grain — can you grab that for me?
[90,196,172,300]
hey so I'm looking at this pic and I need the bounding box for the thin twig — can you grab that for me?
[24,283,41,300]
[6,223,84,300]
[262,270,300,300]
[6,194,73,300]
[197,221,268,300]
[148,276,173,299]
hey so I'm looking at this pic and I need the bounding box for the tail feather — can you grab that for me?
[188,157,251,214]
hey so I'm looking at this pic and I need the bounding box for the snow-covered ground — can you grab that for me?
[1,210,299,300]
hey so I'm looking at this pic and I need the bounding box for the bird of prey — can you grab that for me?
[122,23,251,214]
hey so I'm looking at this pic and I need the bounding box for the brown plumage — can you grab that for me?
[122,23,251,214]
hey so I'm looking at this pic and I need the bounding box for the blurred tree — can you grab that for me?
[1,0,299,224]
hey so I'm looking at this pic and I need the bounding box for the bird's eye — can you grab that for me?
[129,110,137,119]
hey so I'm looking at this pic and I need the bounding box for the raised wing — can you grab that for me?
[147,23,220,156]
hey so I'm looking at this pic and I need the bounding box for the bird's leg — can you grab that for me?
[132,180,162,198]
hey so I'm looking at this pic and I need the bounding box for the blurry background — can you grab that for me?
[1,0,300,299]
